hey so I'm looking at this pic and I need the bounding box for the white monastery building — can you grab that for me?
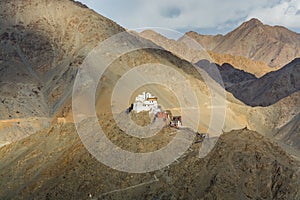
[133,92,160,113]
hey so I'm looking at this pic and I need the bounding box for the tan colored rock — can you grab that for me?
[185,18,300,68]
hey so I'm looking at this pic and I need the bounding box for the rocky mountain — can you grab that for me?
[207,51,279,78]
[184,18,300,68]
[226,58,300,106]
[0,0,300,199]
[275,113,300,153]
[1,123,299,199]
[0,0,124,144]
[0,0,280,146]
[196,59,257,89]
[140,29,276,77]
[140,30,300,108]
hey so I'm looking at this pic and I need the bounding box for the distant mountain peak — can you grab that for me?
[237,18,265,31]
[245,18,264,26]
[186,18,300,68]
[140,29,158,35]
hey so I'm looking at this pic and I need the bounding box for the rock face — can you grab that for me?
[185,18,300,68]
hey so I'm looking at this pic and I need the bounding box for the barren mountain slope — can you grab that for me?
[0,0,124,143]
[208,51,279,77]
[240,91,300,154]
[0,0,272,151]
[196,59,257,88]
[140,30,300,109]
[195,57,300,108]
[185,18,300,68]
[88,39,290,136]
[0,0,276,149]
[138,14,300,173]
[0,0,297,147]
[227,58,300,106]
[0,1,300,199]
[140,29,275,77]
[0,122,299,200]
[275,112,300,153]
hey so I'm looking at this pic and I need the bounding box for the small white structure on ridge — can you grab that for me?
[133,92,160,113]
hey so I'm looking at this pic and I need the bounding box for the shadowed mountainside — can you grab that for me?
[227,58,300,107]
[196,59,257,89]
[196,58,300,107]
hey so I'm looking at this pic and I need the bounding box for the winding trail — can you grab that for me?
[96,175,159,199]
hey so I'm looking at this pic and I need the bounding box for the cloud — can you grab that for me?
[247,0,300,29]
[160,7,182,18]
[79,0,300,34]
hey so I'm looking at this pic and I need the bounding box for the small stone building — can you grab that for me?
[170,116,182,128]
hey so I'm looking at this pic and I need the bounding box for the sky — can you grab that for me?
[78,0,300,36]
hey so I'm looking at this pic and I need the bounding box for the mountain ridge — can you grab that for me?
[184,18,300,68]
[0,0,124,143]
[0,2,300,199]
[140,29,277,77]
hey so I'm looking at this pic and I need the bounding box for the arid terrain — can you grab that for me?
[0,0,300,199]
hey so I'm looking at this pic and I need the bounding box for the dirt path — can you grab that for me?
[0,117,50,123]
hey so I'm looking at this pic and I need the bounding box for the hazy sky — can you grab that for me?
[79,0,300,35]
